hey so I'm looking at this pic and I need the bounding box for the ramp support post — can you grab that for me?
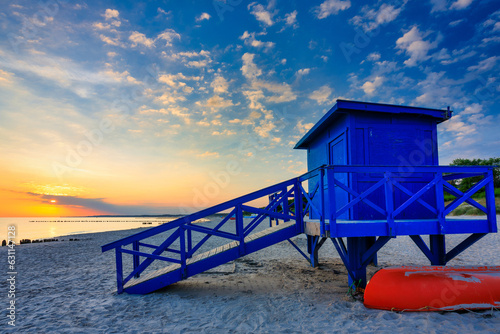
[307,236,326,267]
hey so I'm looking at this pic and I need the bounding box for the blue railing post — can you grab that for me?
[327,167,337,236]
[187,223,192,258]
[180,227,186,279]
[319,167,326,236]
[268,194,274,227]
[485,168,498,233]
[294,179,303,233]
[283,187,290,222]
[133,241,140,278]
[115,247,123,294]
[384,172,395,237]
[236,205,245,255]
[434,171,445,234]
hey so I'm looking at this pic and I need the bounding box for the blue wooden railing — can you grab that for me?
[299,165,497,238]
[103,165,497,293]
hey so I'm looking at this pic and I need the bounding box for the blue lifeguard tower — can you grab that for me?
[102,100,497,294]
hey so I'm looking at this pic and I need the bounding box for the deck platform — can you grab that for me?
[304,218,494,237]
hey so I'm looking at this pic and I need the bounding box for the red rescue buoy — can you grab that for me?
[364,266,500,312]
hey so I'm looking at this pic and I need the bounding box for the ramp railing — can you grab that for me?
[102,178,304,293]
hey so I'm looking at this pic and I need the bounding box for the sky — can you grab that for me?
[0,0,499,217]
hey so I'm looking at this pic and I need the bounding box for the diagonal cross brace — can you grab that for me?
[123,228,181,285]
[299,183,323,219]
[391,178,437,216]
[443,182,487,213]
[334,177,387,217]
[189,208,236,257]
[444,176,491,216]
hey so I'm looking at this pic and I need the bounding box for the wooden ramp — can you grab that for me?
[123,221,298,294]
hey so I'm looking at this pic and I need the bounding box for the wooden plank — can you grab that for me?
[304,221,321,236]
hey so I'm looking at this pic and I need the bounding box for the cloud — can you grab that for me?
[467,56,498,72]
[197,95,234,110]
[450,0,474,10]
[0,69,14,84]
[212,129,236,136]
[104,9,119,20]
[242,89,265,110]
[430,0,474,12]
[248,2,275,26]
[366,52,381,61]
[211,75,229,94]
[296,120,314,134]
[0,50,138,98]
[361,76,384,95]
[93,22,112,30]
[186,60,209,68]
[158,73,202,88]
[396,26,438,67]
[241,53,262,80]
[429,0,448,12]
[197,151,220,158]
[155,92,187,105]
[351,3,403,32]
[240,31,275,50]
[169,106,191,124]
[254,119,276,138]
[139,107,169,114]
[27,193,167,216]
[438,48,476,65]
[156,29,181,46]
[129,31,155,48]
[169,49,211,68]
[99,34,122,46]
[284,10,298,28]
[240,53,296,103]
[157,8,172,17]
[461,103,482,115]
[441,115,477,137]
[414,71,460,106]
[449,19,464,27]
[255,81,297,103]
[313,0,351,19]
[308,85,333,105]
[196,12,211,22]
[296,68,311,76]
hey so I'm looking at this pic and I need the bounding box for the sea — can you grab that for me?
[0,217,181,242]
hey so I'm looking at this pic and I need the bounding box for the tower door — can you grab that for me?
[328,133,349,219]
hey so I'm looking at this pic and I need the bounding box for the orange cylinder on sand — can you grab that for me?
[363,266,500,312]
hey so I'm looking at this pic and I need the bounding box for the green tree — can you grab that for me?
[450,158,500,192]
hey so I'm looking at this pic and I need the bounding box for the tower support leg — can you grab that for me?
[430,234,446,265]
[346,237,367,288]
[365,236,377,266]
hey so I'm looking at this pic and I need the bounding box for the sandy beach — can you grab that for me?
[2,216,499,333]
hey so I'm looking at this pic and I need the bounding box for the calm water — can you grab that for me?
[0,217,181,242]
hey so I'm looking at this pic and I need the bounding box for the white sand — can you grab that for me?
[2,216,499,333]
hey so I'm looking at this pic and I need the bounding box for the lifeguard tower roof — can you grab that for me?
[294,99,451,150]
